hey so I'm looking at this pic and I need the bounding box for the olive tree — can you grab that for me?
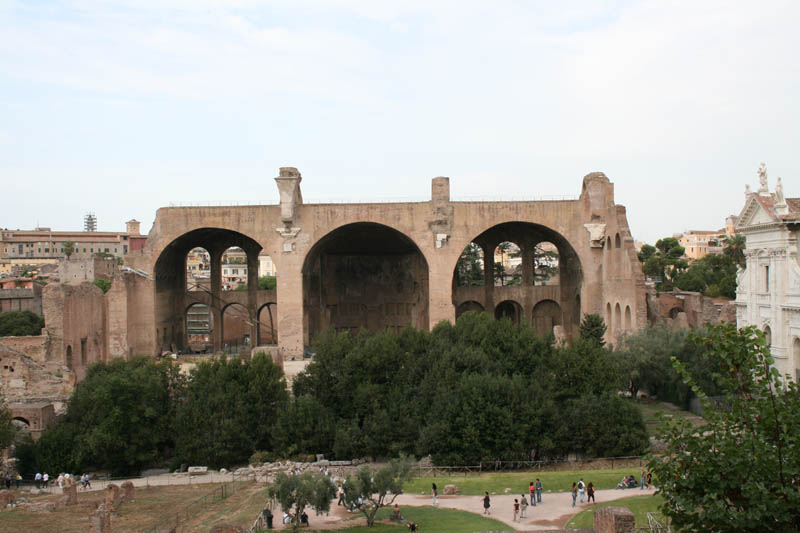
[268,471,337,532]
[343,456,414,527]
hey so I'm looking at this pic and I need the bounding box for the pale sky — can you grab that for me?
[2,0,799,244]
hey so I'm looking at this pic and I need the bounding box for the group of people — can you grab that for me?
[3,471,21,489]
[31,471,92,490]
[571,478,595,506]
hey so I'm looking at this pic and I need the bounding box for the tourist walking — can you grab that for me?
[535,478,543,503]
[587,482,595,503]
[647,471,652,487]
[513,498,519,522]
[42,472,49,489]
[571,482,578,507]
[577,478,585,503]
[431,482,438,506]
[528,481,536,506]
[640,468,647,489]
[520,494,528,518]
[15,473,21,489]
[34,472,42,489]
[482,491,491,515]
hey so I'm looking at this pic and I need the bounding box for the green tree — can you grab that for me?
[172,354,288,467]
[268,471,337,532]
[638,237,688,289]
[235,275,277,291]
[18,358,177,475]
[0,310,45,336]
[93,278,112,293]
[0,399,15,452]
[532,243,559,285]
[455,243,485,287]
[648,324,800,530]
[617,325,689,399]
[675,253,738,299]
[578,313,607,346]
[724,233,746,267]
[343,456,414,527]
[63,241,75,258]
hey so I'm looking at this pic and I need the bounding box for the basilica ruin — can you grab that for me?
[1,169,646,426]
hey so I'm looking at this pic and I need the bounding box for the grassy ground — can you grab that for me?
[405,467,643,496]
[312,505,510,533]
[565,494,664,528]
[638,399,705,437]
[0,482,257,533]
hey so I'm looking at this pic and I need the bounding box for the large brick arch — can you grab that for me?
[124,168,646,358]
[301,222,430,343]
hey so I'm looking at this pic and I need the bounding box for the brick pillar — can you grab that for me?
[427,252,455,329]
[246,250,259,347]
[210,249,223,352]
[277,246,304,359]
[482,242,495,315]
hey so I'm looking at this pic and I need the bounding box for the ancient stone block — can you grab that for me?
[0,490,13,508]
[188,466,208,475]
[60,483,77,506]
[120,481,134,502]
[104,484,121,512]
[594,506,635,533]
[443,484,459,495]
[90,503,113,533]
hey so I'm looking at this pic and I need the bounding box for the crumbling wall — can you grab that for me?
[43,282,106,381]
[647,287,737,329]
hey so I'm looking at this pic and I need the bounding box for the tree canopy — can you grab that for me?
[342,456,414,526]
[0,310,45,337]
[648,324,800,530]
[638,238,688,289]
[268,471,337,531]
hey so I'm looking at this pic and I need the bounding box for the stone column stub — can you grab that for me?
[275,167,303,240]
[429,176,453,248]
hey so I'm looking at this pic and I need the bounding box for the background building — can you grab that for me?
[735,168,800,381]
[0,219,145,277]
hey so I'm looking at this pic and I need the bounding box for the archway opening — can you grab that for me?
[186,247,210,291]
[65,345,72,370]
[615,233,621,248]
[625,305,632,330]
[153,227,262,352]
[222,303,250,353]
[614,303,622,335]
[493,241,521,287]
[257,303,278,345]
[186,303,213,353]
[495,300,522,325]
[454,243,485,287]
[532,241,560,286]
[532,299,562,335]
[222,247,247,292]
[12,417,31,431]
[456,301,485,319]
[302,222,429,344]
[451,222,583,335]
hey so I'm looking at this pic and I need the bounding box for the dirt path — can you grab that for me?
[394,487,659,531]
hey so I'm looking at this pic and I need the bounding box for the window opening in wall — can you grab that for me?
[764,265,770,292]
[66,345,72,370]
[80,338,87,365]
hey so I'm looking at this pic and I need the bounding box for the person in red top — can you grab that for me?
[513,499,519,521]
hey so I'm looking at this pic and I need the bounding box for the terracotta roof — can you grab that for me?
[785,198,800,217]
